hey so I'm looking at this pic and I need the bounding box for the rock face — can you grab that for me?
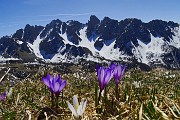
[0,15,180,68]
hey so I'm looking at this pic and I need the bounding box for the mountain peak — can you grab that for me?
[1,16,180,69]
[90,15,100,22]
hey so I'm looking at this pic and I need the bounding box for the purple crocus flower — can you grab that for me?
[0,81,3,85]
[96,65,114,92]
[42,74,67,97]
[0,92,7,101]
[110,63,126,85]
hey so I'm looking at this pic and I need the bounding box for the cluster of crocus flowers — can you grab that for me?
[96,63,126,106]
[67,95,87,119]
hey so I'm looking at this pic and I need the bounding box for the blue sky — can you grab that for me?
[0,0,180,37]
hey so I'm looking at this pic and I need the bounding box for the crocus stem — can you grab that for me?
[51,92,54,108]
[104,88,108,112]
[55,96,58,112]
[111,95,114,111]
[95,83,98,107]
[96,90,102,114]
[0,103,4,113]
[116,84,119,101]
[97,90,101,106]
[62,90,64,108]
[104,88,107,101]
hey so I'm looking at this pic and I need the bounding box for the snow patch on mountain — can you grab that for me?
[98,39,123,60]
[50,52,82,63]
[0,56,19,62]
[60,32,74,46]
[1,16,180,69]
[16,40,23,44]
[79,27,97,55]
[170,27,180,48]
[49,53,66,63]
[28,35,43,59]
[132,34,167,65]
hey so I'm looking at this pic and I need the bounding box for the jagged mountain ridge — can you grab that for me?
[0,15,180,68]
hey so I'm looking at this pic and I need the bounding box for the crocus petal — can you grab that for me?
[81,99,87,114]
[7,87,13,98]
[78,99,87,116]
[42,77,50,88]
[100,68,105,83]
[0,82,3,85]
[54,82,60,93]
[46,74,53,83]
[121,65,126,75]
[98,67,105,91]
[58,80,67,93]
[73,95,79,110]
[110,63,116,70]
[67,101,79,118]
[57,74,62,82]
[96,65,100,74]
[104,68,113,86]
[77,104,83,116]
[97,67,102,82]
[0,92,7,101]
[118,65,126,81]
[50,81,55,92]
[117,65,122,78]
[54,75,60,83]
[113,66,120,83]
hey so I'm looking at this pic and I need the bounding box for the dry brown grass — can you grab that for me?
[0,66,179,120]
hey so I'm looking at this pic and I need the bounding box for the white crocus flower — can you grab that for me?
[7,87,13,98]
[67,95,87,119]
[132,81,141,88]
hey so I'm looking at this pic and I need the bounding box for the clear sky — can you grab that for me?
[0,0,180,37]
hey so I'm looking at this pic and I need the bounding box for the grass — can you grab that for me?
[0,64,180,119]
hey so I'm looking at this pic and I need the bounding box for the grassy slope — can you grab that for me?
[0,64,179,119]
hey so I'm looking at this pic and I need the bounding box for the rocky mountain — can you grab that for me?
[0,15,180,69]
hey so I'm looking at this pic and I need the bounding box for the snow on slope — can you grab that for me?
[60,32,75,46]
[170,26,180,48]
[16,40,23,44]
[49,26,119,63]
[25,25,180,64]
[79,27,97,55]
[79,27,126,61]
[99,39,123,60]
[132,34,167,65]
[49,53,66,63]
[50,26,128,62]
[60,26,98,55]
[28,35,44,59]
[0,56,19,62]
